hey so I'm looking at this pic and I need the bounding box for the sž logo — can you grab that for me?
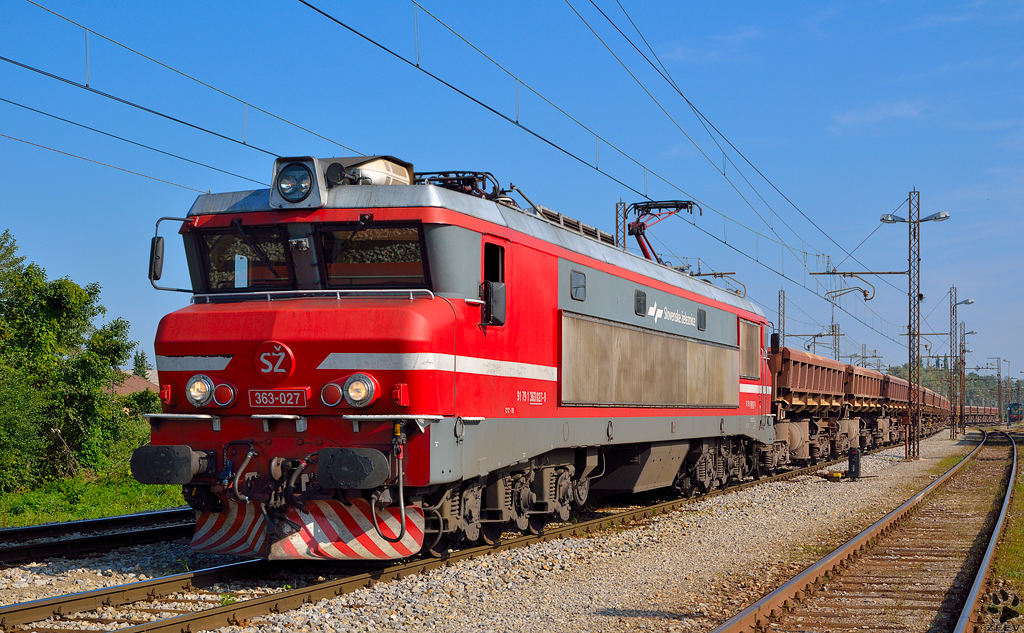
[254,340,295,384]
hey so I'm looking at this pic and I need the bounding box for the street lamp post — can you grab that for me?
[949,290,974,438]
[881,190,949,459]
[960,327,977,434]
[989,357,1004,426]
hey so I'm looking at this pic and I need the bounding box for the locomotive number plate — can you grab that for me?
[249,389,308,408]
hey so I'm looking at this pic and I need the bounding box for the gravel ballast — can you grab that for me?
[0,433,973,632]
[225,433,972,633]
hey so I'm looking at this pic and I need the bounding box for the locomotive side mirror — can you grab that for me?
[150,216,196,294]
[770,332,780,355]
[483,281,506,326]
[149,236,165,281]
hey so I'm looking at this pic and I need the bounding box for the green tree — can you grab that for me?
[132,349,153,378]
[0,365,45,491]
[0,231,139,479]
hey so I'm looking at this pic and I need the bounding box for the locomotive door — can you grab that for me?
[453,235,559,479]
[455,235,513,416]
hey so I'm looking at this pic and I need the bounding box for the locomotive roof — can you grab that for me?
[187,185,764,317]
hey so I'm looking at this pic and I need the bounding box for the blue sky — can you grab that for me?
[1,0,1021,387]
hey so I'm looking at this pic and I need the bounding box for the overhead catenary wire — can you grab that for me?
[303,0,903,345]
[602,0,907,295]
[403,0,816,258]
[570,1,908,330]
[0,55,280,158]
[0,133,204,193]
[23,0,363,157]
[563,0,816,270]
[409,0,904,338]
[0,97,268,187]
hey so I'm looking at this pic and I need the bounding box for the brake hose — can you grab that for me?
[371,445,407,544]
[286,452,318,511]
[232,449,256,503]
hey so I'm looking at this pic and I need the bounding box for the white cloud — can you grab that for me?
[660,26,763,65]
[832,100,926,126]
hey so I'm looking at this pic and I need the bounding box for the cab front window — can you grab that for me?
[320,224,429,288]
[200,227,292,292]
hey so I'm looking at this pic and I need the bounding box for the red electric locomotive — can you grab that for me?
[132,156,776,560]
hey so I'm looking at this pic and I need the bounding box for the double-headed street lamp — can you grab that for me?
[881,191,950,459]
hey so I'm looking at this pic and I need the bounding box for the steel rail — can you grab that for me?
[0,524,196,566]
[0,509,195,565]
[0,436,913,626]
[0,561,263,628]
[954,430,1018,632]
[710,430,992,633]
[0,508,193,544]
[0,432,939,632]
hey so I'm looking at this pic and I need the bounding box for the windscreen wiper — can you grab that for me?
[231,219,278,276]
[330,213,373,263]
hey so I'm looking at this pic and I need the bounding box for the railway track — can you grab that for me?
[711,429,1015,633]
[0,440,928,633]
[0,509,195,565]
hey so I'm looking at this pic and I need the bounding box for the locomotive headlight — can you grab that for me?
[277,163,313,203]
[343,374,376,407]
[186,374,215,407]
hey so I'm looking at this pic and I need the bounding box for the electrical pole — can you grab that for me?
[778,289,785,349]
[832,322,841,361]
[907,190,922,459]
[959,323,966,434]
[949,287,957,438]
[615,201,627,251]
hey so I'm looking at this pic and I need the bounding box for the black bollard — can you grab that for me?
[848,447,861,481]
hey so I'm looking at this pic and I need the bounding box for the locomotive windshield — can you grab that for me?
[200,226,292,291]
[321,224,428,288]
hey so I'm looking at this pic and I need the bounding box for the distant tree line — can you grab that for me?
[0,230,158,492]
[887,362,1021,407]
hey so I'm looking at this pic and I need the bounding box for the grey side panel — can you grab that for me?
[423,225,481,300]
[428,418,463,482]
[557,258,737,346]
[188,190,271,215]
[561,313,740,407]
[426,414,774,486]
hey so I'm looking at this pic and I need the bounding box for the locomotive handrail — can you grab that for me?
[190,288,435,303]
[143,413,219,419]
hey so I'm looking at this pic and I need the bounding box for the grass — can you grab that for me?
[0,417,185,528]
[993,443,1024,592]
[0,470,184,528]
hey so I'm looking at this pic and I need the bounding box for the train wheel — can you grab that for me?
[525,515,546,536]
[480,523,504,546]
[424,534,454,558]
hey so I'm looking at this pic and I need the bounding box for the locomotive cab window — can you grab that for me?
[570,271,586,301]
[484,242,504,282]
[320,224,428,288]
[199,226,294,292]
